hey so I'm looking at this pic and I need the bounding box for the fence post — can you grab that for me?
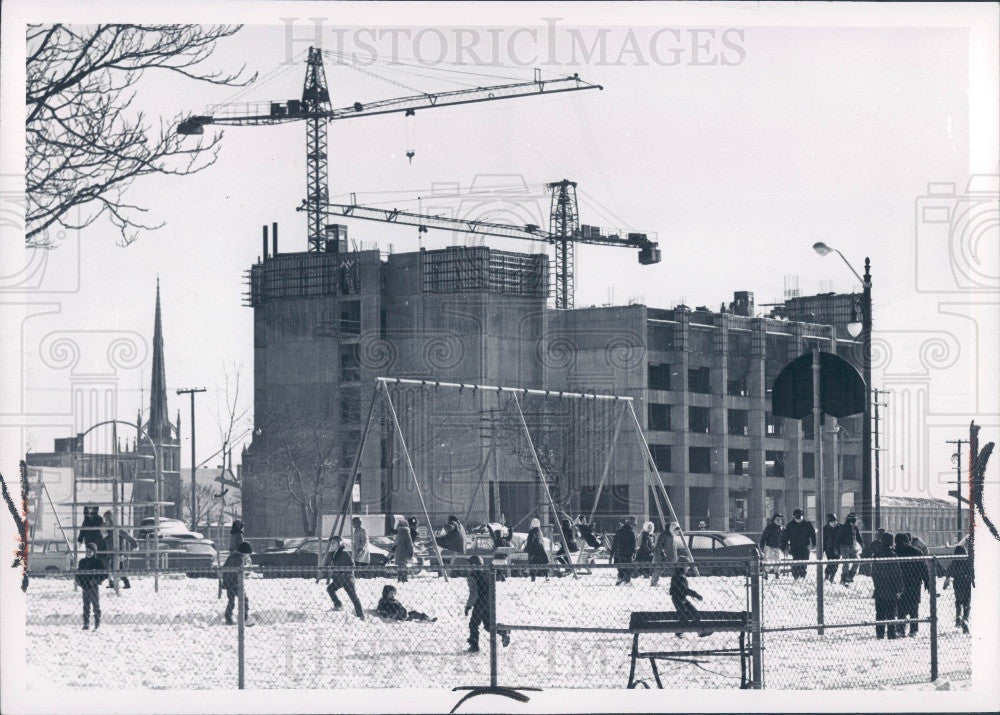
[489,561,498,688]
[929,556,938,682]
[749,551,764,689]
[237,566,246,689]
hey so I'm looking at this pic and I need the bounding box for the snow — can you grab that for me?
[25,568,971,690]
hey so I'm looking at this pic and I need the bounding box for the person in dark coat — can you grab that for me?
[221,542,253,625]
[75,542,107,630]
[525,518,549,582]
[102,509,135,589]
[229,519,245,553]
[465,555,510,652]
[393,516,415,583]
[760,514,785,579]
[650,521,682,587]
[78,506,106,557]
[870,531,902,639]
[635,521,656,577]
[612,516,638,585]
[554,518,580,565]
[670,566,711,637]
[836,513,862,586]
[407,516,419,544]
[377,584,435,622]
[436,515,467,554]
[575,514,601,549]
[894,532,930,637]
[324,535,364,619]
[943,545,972,633]
[822,514,840,583]
[780,509,815,580]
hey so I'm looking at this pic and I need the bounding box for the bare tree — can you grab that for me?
[180,481,219,528]
[211,361,252,458]
[26,24,255,246]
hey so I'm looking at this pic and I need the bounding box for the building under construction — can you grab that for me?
[241,226,864,537]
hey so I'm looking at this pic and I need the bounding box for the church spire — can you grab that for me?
[148,279,170,440]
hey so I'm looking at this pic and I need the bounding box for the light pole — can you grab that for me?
[177,387,206,531]
[813,243,873,537]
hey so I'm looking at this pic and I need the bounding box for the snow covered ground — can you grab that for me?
[25,567,971,690]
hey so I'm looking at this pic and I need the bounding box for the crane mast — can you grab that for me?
[177,48,602,251]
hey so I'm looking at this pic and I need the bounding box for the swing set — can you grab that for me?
[319,377,694,580]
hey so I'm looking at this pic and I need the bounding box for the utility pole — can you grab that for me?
[872,388,889,531]
[177,387,207,531]
[946,438,967,540]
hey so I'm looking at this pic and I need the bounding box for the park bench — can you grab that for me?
[627,610,752,689]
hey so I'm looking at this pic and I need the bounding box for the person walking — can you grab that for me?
[759,514,785,579]
[221,542,253,625]
[464,555,510,652]
[870,531,902,639]
[351,516,371,578]
[894,532,930,637]
[612,516,638,585]
[102,510,135,589]
[650,521,681,587]
[393,515,414,583]
[943,544,972,633]
[324,535,365,619]
[635,521,655,577]
[75,542,107,630]
[836,512,862,586]
[525,518,549,582]
[780,509,815,580]
[822,514,840,583]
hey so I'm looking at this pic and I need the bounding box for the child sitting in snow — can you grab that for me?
[376,584,436,622]
[670,566,712,637]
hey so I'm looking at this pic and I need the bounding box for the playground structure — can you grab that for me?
[321,377,697,576]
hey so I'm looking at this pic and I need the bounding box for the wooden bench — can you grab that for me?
[627,610,751,689]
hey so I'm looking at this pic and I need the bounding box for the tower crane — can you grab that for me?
[302,179,661,309]
[177,47,602,252]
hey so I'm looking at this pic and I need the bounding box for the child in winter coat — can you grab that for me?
[670,566,711,637]
[221,542,253,625]
[464,555,510,652]
[943,544,972,633]
[75,542,107,630]
[376,584,436,622]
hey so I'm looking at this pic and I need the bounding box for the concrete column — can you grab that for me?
[675,307,692,529]
[710,315,730,531]
[784,324,805,517]
[747,319,767,531]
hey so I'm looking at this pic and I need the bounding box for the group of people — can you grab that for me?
[610,516,686,586]
[759,508,821,580]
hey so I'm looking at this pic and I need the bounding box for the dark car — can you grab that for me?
[681,531,758,576]
[255,537,390,578]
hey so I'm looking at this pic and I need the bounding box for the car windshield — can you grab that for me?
[183,542,217,555]
[722,534,755,546]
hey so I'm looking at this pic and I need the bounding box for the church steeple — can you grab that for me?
[148,279,171,440]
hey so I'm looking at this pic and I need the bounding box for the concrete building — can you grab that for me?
[242,240,863,537]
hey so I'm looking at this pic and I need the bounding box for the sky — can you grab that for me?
[2,3,998,504]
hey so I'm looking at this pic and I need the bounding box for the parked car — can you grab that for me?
[680,531,758,576]
[255,538,390,578]
[125,536,218,577]
[136,517,205,540]
[27,539,75,574]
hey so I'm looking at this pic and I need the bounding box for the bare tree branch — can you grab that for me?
[26,24,256,247]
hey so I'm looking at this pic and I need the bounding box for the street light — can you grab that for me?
[813,241,874,537]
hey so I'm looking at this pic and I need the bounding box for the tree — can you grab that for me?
[180,481,220,528]
[26,24,255,247]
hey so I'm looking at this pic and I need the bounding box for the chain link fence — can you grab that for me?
[24,553,971,690]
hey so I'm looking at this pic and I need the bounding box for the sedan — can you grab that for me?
[680,531,759,576]
[256,538,390,578]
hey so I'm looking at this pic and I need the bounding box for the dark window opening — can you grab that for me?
[650,444,671,472]
[689,406,711,434]
[728,409,749,436]
[648,363,672,391]
[648,403,671,431]
[689,446,712,474]
[688,367,711,394]
[728,448,749,475]
[765,450,785,478]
